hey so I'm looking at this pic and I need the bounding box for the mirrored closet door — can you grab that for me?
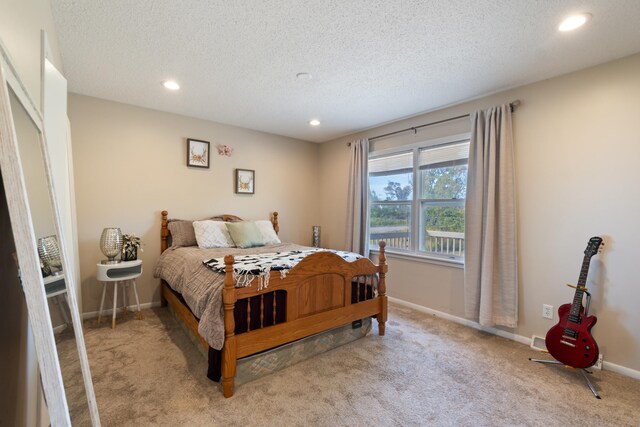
[0,40,100,426]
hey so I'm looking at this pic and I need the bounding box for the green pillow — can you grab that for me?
[225,221,265,249]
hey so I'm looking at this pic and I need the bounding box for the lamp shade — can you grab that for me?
[100,227,123,263]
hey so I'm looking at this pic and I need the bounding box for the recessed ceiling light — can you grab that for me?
[559,13,591,32]
[162,80,180,90]
[296,72,312,81]
[309,119,320,126]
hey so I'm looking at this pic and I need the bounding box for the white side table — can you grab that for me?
[96,260,143,328]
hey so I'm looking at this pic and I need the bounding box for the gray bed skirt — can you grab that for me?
[168,303,371,385]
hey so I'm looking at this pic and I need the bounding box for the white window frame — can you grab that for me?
[368,133,471,266]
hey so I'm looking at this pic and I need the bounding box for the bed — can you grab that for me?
[155,210,388,397]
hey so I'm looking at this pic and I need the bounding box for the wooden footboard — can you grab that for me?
[221,244,387,397]
[159,210,387,398]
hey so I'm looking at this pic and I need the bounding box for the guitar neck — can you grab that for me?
[568,255,592,320]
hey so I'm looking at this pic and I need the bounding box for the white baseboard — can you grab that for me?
[82,301,161,320]
[388,296,640,380]
[388,296,530,345]
[602,360,640,380]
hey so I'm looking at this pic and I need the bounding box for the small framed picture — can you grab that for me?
[235,169,255,194]
[187,138,210,168]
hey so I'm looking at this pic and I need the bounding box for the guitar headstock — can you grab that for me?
[585,236,603,258]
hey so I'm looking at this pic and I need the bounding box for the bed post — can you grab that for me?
[272,211,279,234]
[161,210,169,253]
[160,210,169,307]
[376,241,387,336]
[221,255,237,398]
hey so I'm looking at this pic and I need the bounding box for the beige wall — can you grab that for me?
[319,53,640,373]
[0,0,63,109]
[68,94,320,312]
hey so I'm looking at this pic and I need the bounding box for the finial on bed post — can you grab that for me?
[376,240,387,336]
[221,254,237,398]
[272,211,279,234]
[161,210,169,253]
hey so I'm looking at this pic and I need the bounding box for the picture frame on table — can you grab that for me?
[187,138,210,168]
[235,169,255,194]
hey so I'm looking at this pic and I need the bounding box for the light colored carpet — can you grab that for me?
[62,303,640,426]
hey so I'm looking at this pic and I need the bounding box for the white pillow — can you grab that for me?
[254,220,281,245]
[193,220,236,249]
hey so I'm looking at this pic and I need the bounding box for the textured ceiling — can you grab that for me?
[51,1,640,143]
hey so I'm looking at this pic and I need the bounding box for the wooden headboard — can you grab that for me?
[160,210,279,253]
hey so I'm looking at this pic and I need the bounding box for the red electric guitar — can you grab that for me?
[545,237,603,369]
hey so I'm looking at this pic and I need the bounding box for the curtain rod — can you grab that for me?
[348,100,520,145]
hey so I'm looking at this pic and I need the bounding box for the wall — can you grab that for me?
[0,0,63,108]
[68,94,320,313]
[0,1,62,425]
[319,53,640,373]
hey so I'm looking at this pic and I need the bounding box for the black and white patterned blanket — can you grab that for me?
[203,249,361,289]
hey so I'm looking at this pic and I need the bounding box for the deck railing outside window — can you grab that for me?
[370,228,464,258]
[369,227,410,250]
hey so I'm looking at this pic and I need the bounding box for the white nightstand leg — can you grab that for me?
[112,280,118,329]
[61,293,71,327]
[54,296,69,329]
[121,281,129,314]
[98,282,107,324]
[96,260,143,327]
[132,279,142,319]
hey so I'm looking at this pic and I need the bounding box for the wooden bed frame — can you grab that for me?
[159,210,387,397]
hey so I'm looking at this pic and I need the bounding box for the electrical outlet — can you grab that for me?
[593,354,604,370]
[542,304,554,319]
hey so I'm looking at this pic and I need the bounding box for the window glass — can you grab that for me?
[369,203,411,250]
[420,164,467,199]
[369,152,413,202]
[420,202,465,257]
[369,173,413,202]
[368,138,469,260]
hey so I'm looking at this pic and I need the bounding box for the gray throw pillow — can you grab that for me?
[167,220,197,247]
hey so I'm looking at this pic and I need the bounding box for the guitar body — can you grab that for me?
[545,303,599,368]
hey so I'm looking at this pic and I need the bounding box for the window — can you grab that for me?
[369,151,414,250]
[368,136,469,261]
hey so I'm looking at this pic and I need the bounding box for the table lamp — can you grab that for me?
[100,227,123,264]
[37,235,63,276]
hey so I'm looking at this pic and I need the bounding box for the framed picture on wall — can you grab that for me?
[187,138,210,168]
[235,169,255,194]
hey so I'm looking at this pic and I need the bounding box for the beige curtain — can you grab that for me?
[346,138,370,256]
[464,105,517,327]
